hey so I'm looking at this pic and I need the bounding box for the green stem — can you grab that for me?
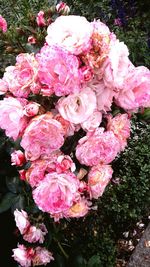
[57,240,69,259]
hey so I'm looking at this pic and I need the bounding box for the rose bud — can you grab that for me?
[24,102,40,117]
[11,150,26,166]
[28,36,36,44]
[56,2,70,15]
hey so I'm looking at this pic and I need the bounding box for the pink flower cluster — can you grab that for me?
[0,13,150,266]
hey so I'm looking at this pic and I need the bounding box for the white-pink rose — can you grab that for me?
[46,15,92,55]
[0,79,8,95]
[32,247,54,266]
[12,244,34,267]
[0,97,28,140]
[76,128,121,166]
[23,223,47,244]
[102,39,133,90]
[21,113,65,161]
[14,209,30,235]
[88,164,113,199]
[57,87,97,124]
[33,172,80,215]
[81,110,102,132]
[23,102,40,117]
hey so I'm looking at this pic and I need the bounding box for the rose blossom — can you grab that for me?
[88,164,113,199]
[0,79,8,95]
[56,2,70,15]
[76,128,121,166]
[3,53,38,98]
[23,223,47,244]
[37,45,81,96]
[115,66,150,110]
[32,247,54,266]
[46,15,92,55]
[57,87,97,124]
[21,113,65,161]
[102,39,132,90]
[54,113,75,136]
[23,102,40,117]
[14,209,30,235]
[65,198,91,218]
[33,171,80,215]
[11,150,26,166]
[89,77,115,112]
[107,113,130,150]
[81,110,102,132]
[36,11,46,27]
[0,97,28,140]
[0,15,7,32]
[12,244,34,267]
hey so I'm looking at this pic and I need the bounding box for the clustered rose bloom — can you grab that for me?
[0,13,149,267]
[12,244,54,267]
[14,209,47,243]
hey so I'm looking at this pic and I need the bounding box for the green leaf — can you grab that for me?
[87,255,101,267]
[11,194,25,212]
[0,192,16,213]
[6,176,22,193]
[69,254,87,267]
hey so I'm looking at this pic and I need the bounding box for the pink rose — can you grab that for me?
[0,15,7,32]
[33,171,80,215]
[89,77,114,112]
[65,198,91,218]
[57,87,97,124]
[0,79,8,95]
[37,45,81,96]
[36,11,46,27]
[81,110,102,132]
[23,223,47,244]
[14,209,30,235]
[21,113,65,161]
[76,128,121,166]
[54,113,75,137]
[115,66,150,110]
[11,150,26,166]
[12,244,34,267]
[3,53,39,98]
[88,164,113,199]
[107,113,130,150]
[0,97,28,140]
[102,39,132,90]
[46,15,92,55]
[32,247,54,266]
[23,102,40,117]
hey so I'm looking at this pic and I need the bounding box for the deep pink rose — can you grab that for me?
[115,66,150,110]
[88,164,113,199]
[0,15,7,32]
[33,171,80,215]
[107,113,130,150]
[11,150,26,166]
[46,15,92,55]
[57,87,97,124]
[21,113,65,161]
[76,128,121,166]
[37,45,81,96]
[36,11,46,27]
[0,97,28,140]
[14,209,30,235]
[3,53,38,98]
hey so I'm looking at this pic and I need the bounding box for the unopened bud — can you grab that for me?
[56,2,70,15]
